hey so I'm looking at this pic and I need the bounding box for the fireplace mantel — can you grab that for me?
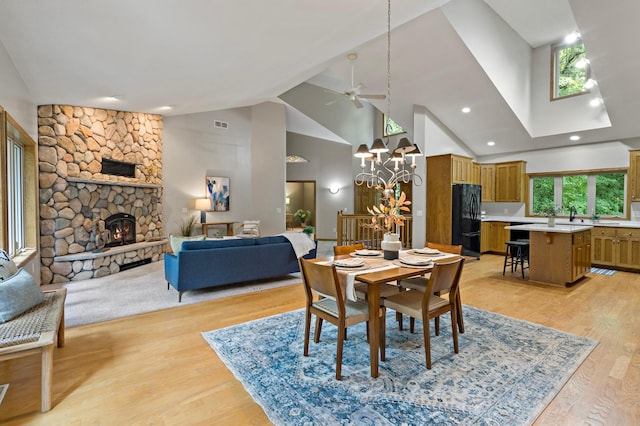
[67,177,161,189]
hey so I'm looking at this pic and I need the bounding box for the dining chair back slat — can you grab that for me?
[333,243,365,256]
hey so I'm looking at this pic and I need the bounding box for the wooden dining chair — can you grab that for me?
[398,242,465,334]
[299,258,386,380]
[333,243,403,332]
[382,257,464,369]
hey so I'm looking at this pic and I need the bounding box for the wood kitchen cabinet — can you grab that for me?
[450,154,476,184]
[480,221,510,254]
[592,226,640,271]
[571,230,592,282]
[495,161,526,202]
[629,150,640,202]
[480,164,495,202]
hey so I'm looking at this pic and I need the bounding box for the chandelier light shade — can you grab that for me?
[353,0,422,189]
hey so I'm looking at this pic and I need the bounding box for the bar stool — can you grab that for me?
[503,240,529,278]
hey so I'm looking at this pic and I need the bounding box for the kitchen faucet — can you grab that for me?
[569,206,577,222]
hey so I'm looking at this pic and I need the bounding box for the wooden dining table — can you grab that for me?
[312,253,457,378]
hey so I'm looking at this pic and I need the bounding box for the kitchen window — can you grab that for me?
[530,171,626,219]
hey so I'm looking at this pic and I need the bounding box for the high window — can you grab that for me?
[530,171,626,219]
[552,39,590,100]
[383,114,404,137]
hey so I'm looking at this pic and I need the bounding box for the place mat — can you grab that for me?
[350,250,383,258]
[408,248,442,256]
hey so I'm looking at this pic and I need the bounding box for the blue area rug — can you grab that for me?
[590,267,616,276]
[202,306,597,425]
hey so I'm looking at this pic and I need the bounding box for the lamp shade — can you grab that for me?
[369,138,389,153]
[354,144,373,158]
[195,198,211,210]
[406,144,422,156]
[394,137,415,154]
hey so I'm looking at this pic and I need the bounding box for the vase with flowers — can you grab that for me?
[366,184,411,260]
[540,204,561,227]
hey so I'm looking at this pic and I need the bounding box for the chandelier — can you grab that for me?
[353,0,422,190]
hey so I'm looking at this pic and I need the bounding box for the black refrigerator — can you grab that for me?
[452,184,482,258]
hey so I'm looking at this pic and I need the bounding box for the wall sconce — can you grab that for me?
[195,198,211,223]
[286,197,290,205]
[329,185,340,194]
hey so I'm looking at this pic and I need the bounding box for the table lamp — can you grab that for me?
[195,198,211,223]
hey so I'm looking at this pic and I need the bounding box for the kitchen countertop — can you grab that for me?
[482,216,640,228]
[505,223,593,234]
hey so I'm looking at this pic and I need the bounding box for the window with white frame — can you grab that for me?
[551,38,590,100]
[530,171,626,219]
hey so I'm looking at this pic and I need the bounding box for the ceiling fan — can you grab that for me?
[328,53,386,109]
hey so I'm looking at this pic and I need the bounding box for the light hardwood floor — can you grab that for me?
[1,254,639,425]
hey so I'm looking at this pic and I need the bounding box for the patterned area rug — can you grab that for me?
[590,267,616,276]
[202,306,597,425]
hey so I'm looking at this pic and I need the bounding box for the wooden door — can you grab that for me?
[495,161,524,202]
[591,227,616,266]
[472,162,481,185]
[480,164,495,202]
[490,222,510,253]
[481,222,491,253]
[616,228,640,270]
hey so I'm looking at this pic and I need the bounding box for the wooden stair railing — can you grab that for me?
[336,212,412,250]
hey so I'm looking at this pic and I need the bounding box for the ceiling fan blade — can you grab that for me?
[352,97,363,109]
[359,94,386,100]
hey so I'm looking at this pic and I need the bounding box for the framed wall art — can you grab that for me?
[206,176,230,211]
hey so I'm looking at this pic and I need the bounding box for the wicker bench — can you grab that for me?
[0,288,67,412]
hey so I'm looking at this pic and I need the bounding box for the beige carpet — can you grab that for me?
[45,261,302,327]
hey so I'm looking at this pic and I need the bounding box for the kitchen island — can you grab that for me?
[505,223,593,286]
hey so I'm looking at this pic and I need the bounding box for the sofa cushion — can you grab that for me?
[255,235,288,245]
[182,238,256,251]
[0,249,18,281]
[169,234,206,254]
[0,268,45,323]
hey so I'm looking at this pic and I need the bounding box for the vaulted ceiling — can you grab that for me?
[0,0,638,157]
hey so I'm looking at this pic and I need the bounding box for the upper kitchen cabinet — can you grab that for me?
[629,150,640,202]
[480,164,495,202]
[495,161,527,202]
[450,154,479,184]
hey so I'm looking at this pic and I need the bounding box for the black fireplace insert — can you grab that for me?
[104,213,136,247]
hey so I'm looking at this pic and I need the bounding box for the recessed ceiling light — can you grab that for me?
[106,95,123,101]
[570,135,580,141]
[461,107,471,114]
[590,98,603,107]
[159,105,175,110]
[487,141,495,146]
[584,79,597,89]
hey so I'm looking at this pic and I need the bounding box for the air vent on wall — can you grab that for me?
[214,120,229,129]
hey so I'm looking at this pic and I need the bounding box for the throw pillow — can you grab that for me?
[169,234,206,254]
[0,249,18,281]
[0,268,45,323]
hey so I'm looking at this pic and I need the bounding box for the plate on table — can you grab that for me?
[398,255,433,267]
[351,249,382,257]
[413,247,442,256]
[333,258,365,268]
[393,259,432,269]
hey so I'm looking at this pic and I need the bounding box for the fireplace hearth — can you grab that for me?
[105,213,136,247]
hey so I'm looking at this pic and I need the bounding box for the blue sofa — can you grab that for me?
[164,235,317,301]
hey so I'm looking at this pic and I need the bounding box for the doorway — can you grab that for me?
[286,181,316,233]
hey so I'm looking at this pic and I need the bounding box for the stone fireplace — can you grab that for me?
[37,105,165,284]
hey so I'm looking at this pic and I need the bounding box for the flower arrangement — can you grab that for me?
[540,204,561,217]
[366,185,411,234]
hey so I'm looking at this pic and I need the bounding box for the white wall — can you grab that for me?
[442,0,533,133]
[0,39,39,278]
[250,102,287,236]
[286,132,353,240]
[163,106,253,236]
